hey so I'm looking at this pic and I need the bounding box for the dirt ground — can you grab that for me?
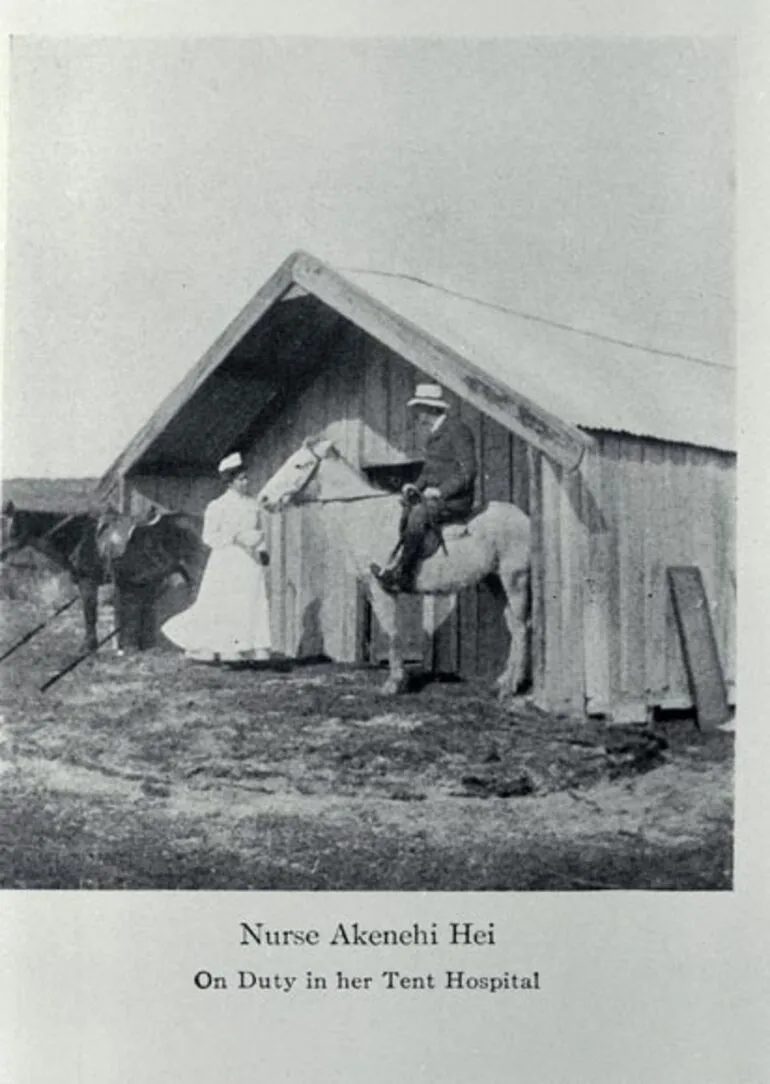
[0,593,734,890]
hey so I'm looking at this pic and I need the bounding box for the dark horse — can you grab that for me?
[1,501,206,652]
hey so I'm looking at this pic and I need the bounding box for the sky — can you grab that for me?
[1,36,733,478]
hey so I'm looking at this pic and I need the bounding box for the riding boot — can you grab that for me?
[391,529,423,591]
[371,508,426,593]
[371,562,413,594]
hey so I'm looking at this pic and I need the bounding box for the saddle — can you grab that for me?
[398,502,483,563]
[95,509,189,587]
[421,516,480,560]
[95,505,172,563]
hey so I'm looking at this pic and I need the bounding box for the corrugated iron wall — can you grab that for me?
[536,433,736,720]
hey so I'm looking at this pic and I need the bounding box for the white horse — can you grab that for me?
[258,437,530,699]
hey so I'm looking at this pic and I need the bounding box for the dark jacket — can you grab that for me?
[416,415,477,514]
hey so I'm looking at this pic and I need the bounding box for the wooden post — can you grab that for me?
[528,446,546,705]
[117,476,130,514]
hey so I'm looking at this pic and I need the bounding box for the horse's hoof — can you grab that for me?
[382,675,408,696]
[497,683,528,708]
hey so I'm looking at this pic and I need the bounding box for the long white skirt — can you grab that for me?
[162,545,271,658]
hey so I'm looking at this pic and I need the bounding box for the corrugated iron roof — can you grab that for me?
[343,269,735,453]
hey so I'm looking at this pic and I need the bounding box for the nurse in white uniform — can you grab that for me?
[162,453,272,662]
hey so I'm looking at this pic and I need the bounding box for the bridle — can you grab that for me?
[271,445,393,508]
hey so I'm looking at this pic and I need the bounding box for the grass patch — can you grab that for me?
[0,775,733,891]
[0,596,735,890]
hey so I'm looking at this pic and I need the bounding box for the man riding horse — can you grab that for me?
[371,383,477,594]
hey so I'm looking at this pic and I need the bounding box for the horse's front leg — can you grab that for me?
[368,581,408,695]
[78,578,99,651]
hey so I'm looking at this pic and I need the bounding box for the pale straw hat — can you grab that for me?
[407,383,450,410]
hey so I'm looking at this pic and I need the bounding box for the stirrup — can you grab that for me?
[370,563,404,594]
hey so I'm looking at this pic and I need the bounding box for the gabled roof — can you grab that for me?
[97,251,734,498]
[342,269,735,455]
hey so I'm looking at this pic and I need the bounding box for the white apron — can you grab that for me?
[162,489,271,659]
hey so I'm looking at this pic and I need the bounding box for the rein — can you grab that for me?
[296,492,393,506]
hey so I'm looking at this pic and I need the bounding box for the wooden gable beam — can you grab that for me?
[291,253,592,471]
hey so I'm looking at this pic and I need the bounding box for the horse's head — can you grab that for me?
[258,436,338,512]
[1,500,16,537]
[0,500,18,555]
[0,501,29,560]
[95,507,136,565]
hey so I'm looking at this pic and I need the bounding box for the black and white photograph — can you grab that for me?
[0,35,738,894]
[3,5,770,1080]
